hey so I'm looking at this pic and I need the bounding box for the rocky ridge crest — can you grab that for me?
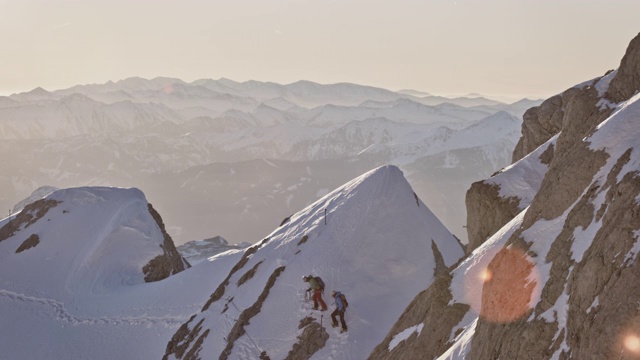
[370,32,640,360]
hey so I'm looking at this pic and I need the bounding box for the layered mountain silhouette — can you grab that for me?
[0,77,536,245]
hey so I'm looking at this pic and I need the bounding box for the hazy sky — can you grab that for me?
[1,0,639,98]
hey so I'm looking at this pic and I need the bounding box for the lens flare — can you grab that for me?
[624,334,640,353]
[479,269,492,282]
[463,246,539,324]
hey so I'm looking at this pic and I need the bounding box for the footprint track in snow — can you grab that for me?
[0,289,190,327]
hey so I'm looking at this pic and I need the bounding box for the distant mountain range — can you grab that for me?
[0,77,541,244]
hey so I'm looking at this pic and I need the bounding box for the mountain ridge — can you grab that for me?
[369,31,640,360]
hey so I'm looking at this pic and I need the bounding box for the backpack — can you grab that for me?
[315,276,325,291]
[339,293,349,309]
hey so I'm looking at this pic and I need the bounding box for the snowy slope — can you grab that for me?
[0,187,188,302]
[0,186,239,359]
[485,135,557,210]
[165,165,465,360]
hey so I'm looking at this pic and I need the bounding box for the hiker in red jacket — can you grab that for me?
[303,275,327,311]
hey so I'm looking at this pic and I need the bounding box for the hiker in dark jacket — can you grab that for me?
[303,275,327,311]
[331,290,348,332]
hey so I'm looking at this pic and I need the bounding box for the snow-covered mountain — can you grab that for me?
[177,236,250,265]
[1,166,464,359]
[370,31,640,360]
[164,165,465,359]
[0,76,538,245]
[0,187,205,359]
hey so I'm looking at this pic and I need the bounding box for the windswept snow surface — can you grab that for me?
[388,323,425,351]
[0,187,244,359]
[487,135,557,209]
[174,165,465,360]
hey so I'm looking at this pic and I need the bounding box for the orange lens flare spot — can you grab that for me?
[476,247,538,324]
[624,334,640,353]
[479,269,492,282]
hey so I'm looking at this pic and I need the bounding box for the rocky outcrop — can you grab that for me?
[15,234,40,253]
[163,315,207,360]
[468,34,640,357]
[237,260,263,286]
[369,242,469,360]
[606,33,640,103]
[202,244,260,311]
[468,144,634,360]
[164,242,270,359]
[142,203,190,283]
[513,32,639,164]
[466,136,556,251]
[373,32,640,360]
[465,182,520,252]
[11,186,58,214]
[512,94,564,162]
[0,198,60,242]
[368,272,469,360]
[284,317,330,360]
[219,266,286,360]
[468,34,640,252]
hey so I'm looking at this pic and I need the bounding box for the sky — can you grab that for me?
[1,0,639,99]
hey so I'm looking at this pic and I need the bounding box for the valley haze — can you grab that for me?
[1,77,534,245]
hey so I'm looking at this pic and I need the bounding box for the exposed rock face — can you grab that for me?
[15,234,40,253]
[284,317,330,360]
[467,37,625,251]
[467,144,633,359]
[142,203,190,283]
[369,244,469,360]
[515,84,611,164]
[163,315,207,360]
[466,137,556,251]
[373,33,640,360]
[0,198,60,242]
[474,34,640,357]
[465,182,520,252]
[202,244,260,311]
[607,33,640,103]
[11,186,58,214]
[219,266,286,360]
[512,94,564,162]
[164,243,271,359]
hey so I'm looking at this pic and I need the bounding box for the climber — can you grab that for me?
[330,290,348,333]
[303,275,327,311]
